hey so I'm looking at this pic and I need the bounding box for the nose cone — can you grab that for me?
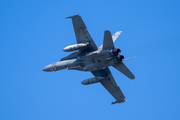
[42,64,53,72]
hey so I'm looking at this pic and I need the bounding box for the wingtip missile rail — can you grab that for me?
[111,99,127,105]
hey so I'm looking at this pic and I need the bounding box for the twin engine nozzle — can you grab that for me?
[109,48,124,60]
[119,55,124,61]
[109,48,124,63]
[109,48,121,56]
[113,54,124,64]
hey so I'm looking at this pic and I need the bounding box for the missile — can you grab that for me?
[81,77,105,85]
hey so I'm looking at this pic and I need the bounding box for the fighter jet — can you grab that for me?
[42,14,135,105]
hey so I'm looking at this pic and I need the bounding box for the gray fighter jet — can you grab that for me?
[42,14,135,105]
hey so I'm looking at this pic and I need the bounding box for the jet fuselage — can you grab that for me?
[43,48,124,72]
[42,14,135,104]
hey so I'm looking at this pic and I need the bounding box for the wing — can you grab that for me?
[91,67,126,104]
[66,14,98,52]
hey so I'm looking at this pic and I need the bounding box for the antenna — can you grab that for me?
[124,57,136,61]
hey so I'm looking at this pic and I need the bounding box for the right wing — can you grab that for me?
[91,67,126,104]
[66,14,98,52]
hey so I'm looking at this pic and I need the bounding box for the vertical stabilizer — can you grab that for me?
[102,30,114,49]
[98,31,122,50]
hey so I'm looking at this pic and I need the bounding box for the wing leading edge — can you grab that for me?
[66,14,98,52]
[91,67,126,105]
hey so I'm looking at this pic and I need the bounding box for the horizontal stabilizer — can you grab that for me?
[113,62,135,79]
[103,30,114,49]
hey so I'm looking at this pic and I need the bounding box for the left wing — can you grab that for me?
[91,67,126,104]
[66,14,98,52]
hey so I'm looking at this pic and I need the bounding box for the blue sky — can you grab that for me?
[0,0,180,120]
